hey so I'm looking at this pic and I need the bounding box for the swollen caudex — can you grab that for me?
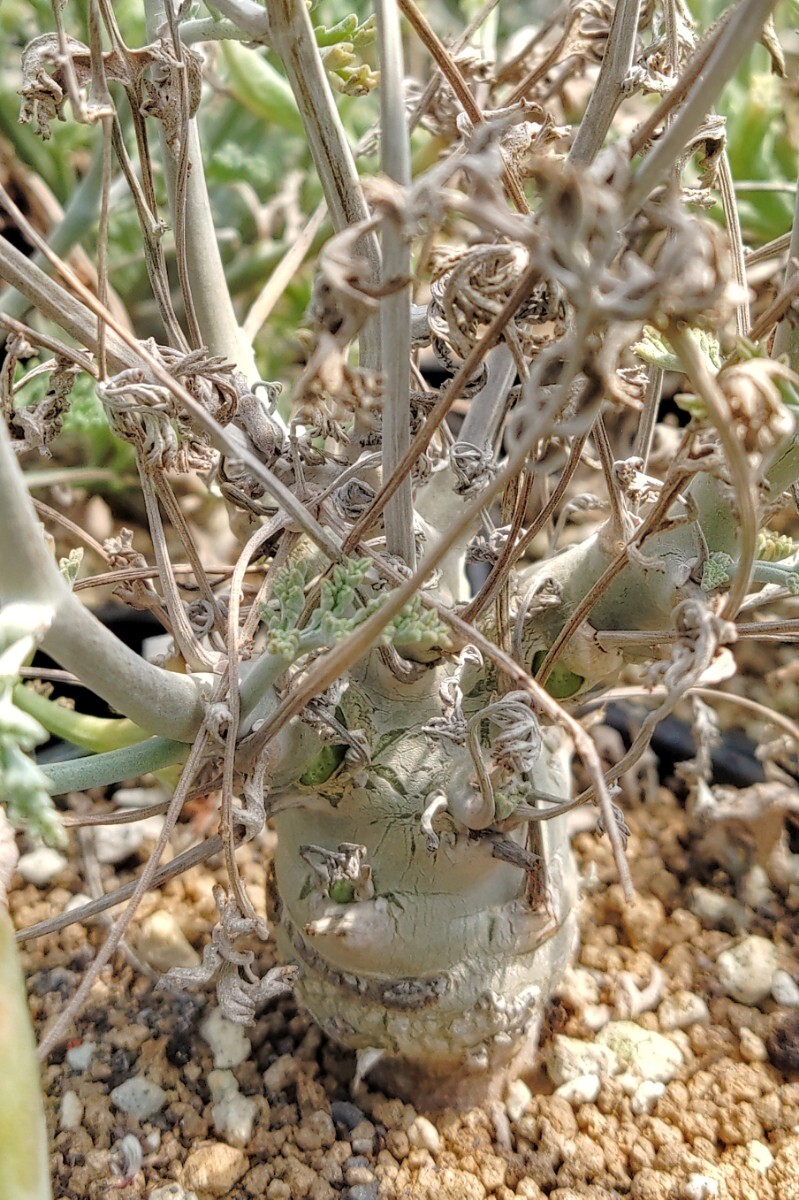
[267,649,580,1087]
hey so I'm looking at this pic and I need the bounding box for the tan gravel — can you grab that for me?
[12,778,799,1199]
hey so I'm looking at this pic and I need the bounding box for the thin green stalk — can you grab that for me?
[143,0,259,378]
[0,421,206,741]
[13,686,148,754]
[42,737,186,796]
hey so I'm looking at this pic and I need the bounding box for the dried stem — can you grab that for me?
[375,0,416,567]
[568,0,643,166]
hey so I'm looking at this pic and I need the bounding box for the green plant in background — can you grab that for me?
[2,0,799,1128]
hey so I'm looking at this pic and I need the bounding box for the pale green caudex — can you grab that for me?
[1,0,799,1103]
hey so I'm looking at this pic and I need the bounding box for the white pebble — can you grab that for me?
[59,1091,84,1130]
[110,1076,167,1120]
[745,1139,774,1174]
[716,936,778,1006]
[582,1003,612,1031]
[137,911,200,973]
[691,887,749,933]
[740,865,775,910]
[682,1175,719,1200]
[546,1034,619,1086]
[17,846,67,886]
[65,893,92,914]
[658,990,711,1031]
[598,1021,684,1084]
[554,1073,601,1106]
[208,1071,257,1147]
[505,1077,532,1122]
[201,1009,251,1070]
[558,966,601,1009]
[66,1041,96,1072]
[113,786,169,809]
[631,1080,666,1115]
[93,823,145,865]
[771,968,799,1007]
[407,1115,441,1154]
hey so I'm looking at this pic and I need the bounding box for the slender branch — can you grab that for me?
[568,0,643,166]
[717,149,750,337]
[265,0,381,371]
[211,0,269,39]
[0,423,206,740]
[397,0,528,212]
[243,200,327,341]
[344,258,544,552]
[41,737,186,796]
[671,326,757,619]
[772,165,799,370]
[626,0,780,216]
[138,468,215,670]
[143,0,258,378]
[375,0,415,567]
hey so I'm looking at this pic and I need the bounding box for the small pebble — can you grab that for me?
[716,936,778,1006]
[59,1090,84,1131]
[262,1053,297,1093]
[745,1139,774,1174]
[740,865,775,910]
[331,1100,366,1131]
[66,1041,96,1072]
[93,822,146,865]
[631,1080,666,1115]
[182,1144,248,1195]
[546,1034,619,1085]
[346,1185,379,1200]
[148,1187,199,1200]
[554,1073,601,1106]
[17,846,67,886]
[208,1069,257,1146]
[739,1027,768,1063]
[137,911,200,973]
[691,887,749,934]
[110,1076,167,1120]
[658,990,710,1031]
[407,1115,441,1154]
[201,1008,251,1070]
[505,1077,532,1122]
[682,1177,719,1200]
[114,786,169,809]
[598,1021,683,1084]
[771,968,799,1007]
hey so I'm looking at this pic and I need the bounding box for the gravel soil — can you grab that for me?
[11,772,799,1200]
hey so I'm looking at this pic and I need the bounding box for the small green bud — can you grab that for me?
[531,652,584,699]
[299,743,347,786]
[329,879,356,903]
